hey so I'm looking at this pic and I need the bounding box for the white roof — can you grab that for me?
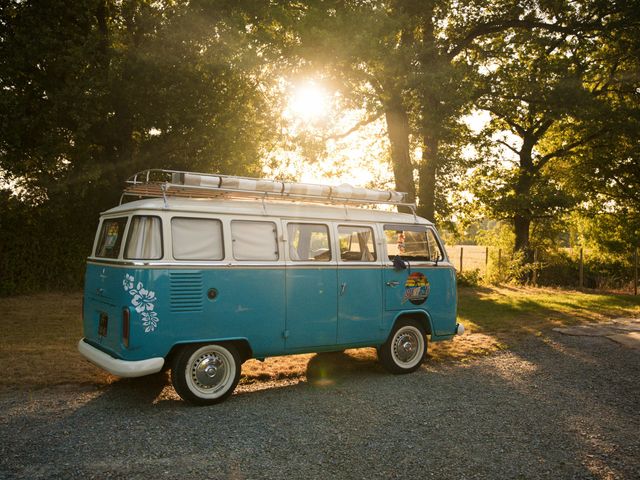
[104,197,432,226]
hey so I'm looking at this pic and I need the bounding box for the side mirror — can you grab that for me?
[393,256,408,270]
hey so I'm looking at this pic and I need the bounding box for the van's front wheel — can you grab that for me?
[171,343,241,405]
[378,319,426,374]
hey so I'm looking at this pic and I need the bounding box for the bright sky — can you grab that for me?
[266,79,495,193]
[265,79,396,190]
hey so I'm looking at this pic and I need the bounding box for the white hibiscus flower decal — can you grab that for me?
[123,274,159,333]
[123,274,135,291]
[141,311,159,333]
[130,283,157,314]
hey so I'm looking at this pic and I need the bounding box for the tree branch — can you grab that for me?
[533,119,554,140]
[479,105,527,136]
[534,129,605,172]
[496,139,521,156]
[324,112,384,141]
[448,19,577,59]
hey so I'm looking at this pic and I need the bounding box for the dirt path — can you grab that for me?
[1,331,639,479]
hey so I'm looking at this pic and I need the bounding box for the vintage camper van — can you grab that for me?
[79,170,462,404]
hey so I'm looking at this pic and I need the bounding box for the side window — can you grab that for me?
[231,221,278,261]
[95,217,128,259]
[172,218,223,260]
[125,216,163,260]
[338,226,376,262]
[426,229,444,262]
[287,223,331,261]
[384,228,430,261]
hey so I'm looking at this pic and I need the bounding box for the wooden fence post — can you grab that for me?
[634,246,638,296]
[579,247,584,289]
[532,248,538,286]
[459,247,464,272]
[485,246,489,277]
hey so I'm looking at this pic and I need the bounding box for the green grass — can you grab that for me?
[458,285,640,335]
[0,286,638,387]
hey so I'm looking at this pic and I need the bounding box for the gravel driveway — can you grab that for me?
[1,332,639,480]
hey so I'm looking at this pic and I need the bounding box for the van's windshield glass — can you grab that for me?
[95,217,128,259]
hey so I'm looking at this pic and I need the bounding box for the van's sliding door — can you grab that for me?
[283,221,338,351]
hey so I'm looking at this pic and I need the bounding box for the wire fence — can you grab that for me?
[446,245,639,295]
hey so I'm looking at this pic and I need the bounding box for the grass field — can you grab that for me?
[0,286,638,388]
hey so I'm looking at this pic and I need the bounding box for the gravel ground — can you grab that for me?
[1,332,639,480]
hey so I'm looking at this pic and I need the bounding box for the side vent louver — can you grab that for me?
[170,272,204,313]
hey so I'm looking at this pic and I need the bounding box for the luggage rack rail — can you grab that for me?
[121,169,415,211]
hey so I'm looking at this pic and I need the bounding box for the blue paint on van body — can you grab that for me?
[83,262,457,363]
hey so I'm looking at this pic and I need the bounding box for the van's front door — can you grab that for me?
[283,222,338,351]
[382,225,457,337]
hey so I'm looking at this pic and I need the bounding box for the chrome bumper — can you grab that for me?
[78,339,164,378]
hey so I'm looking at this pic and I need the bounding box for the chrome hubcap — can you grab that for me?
[393,331,420,363]
[192,353,226,389]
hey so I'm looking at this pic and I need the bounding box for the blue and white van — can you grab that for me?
[79,170,462,404]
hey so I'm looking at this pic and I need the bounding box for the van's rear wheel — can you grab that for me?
[378,319,426,374]
[171,343,241,405]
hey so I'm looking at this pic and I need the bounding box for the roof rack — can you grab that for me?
[121,169,415,210]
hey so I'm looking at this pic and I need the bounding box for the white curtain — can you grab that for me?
[172,218,223,260]
[232,221,278,261]
[288,224,329,261]
[125,216,162,259]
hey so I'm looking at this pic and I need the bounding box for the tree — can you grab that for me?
[463,1,634,263]
[258,0,608,223]
[0,0,279,294]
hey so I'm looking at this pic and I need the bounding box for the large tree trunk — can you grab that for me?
[418,133,438,221]
[514,135,536,268]
[384,95,415,213]
[514,214,531,256]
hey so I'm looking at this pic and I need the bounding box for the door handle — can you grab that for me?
[339,282,347,295]
[385,281,400,287]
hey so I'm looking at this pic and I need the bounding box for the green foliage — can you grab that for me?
[535,249,636,292]
[456,269,482,287]
[0,0,279,295]
[1,0,639,294]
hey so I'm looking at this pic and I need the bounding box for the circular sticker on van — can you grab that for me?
[402,272,430,305]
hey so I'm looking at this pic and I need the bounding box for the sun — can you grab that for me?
[287,81,330,122]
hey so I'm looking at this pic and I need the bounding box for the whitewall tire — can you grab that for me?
[171,343,241,405]
[378,319,427,374]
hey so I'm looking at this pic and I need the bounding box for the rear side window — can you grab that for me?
[338,226,376,262]
[124,216,163,260]
[288,223,331,261]
[172,217,223,260]
[231,221,278,261]
[95,217,128,259]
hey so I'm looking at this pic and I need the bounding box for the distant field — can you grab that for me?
[0,286,638,387]
[445,245,489,272]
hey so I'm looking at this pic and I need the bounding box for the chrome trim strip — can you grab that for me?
[87,259,454,270]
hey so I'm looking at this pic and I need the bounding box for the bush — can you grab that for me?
[457,269,482,287]
[535,250,635,292]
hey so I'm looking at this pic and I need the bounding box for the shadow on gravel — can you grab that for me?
[305,350,385,387]
[95,371,179,407]
[74,350,386,409]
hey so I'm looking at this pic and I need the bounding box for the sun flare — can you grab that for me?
[287,81,330,121]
